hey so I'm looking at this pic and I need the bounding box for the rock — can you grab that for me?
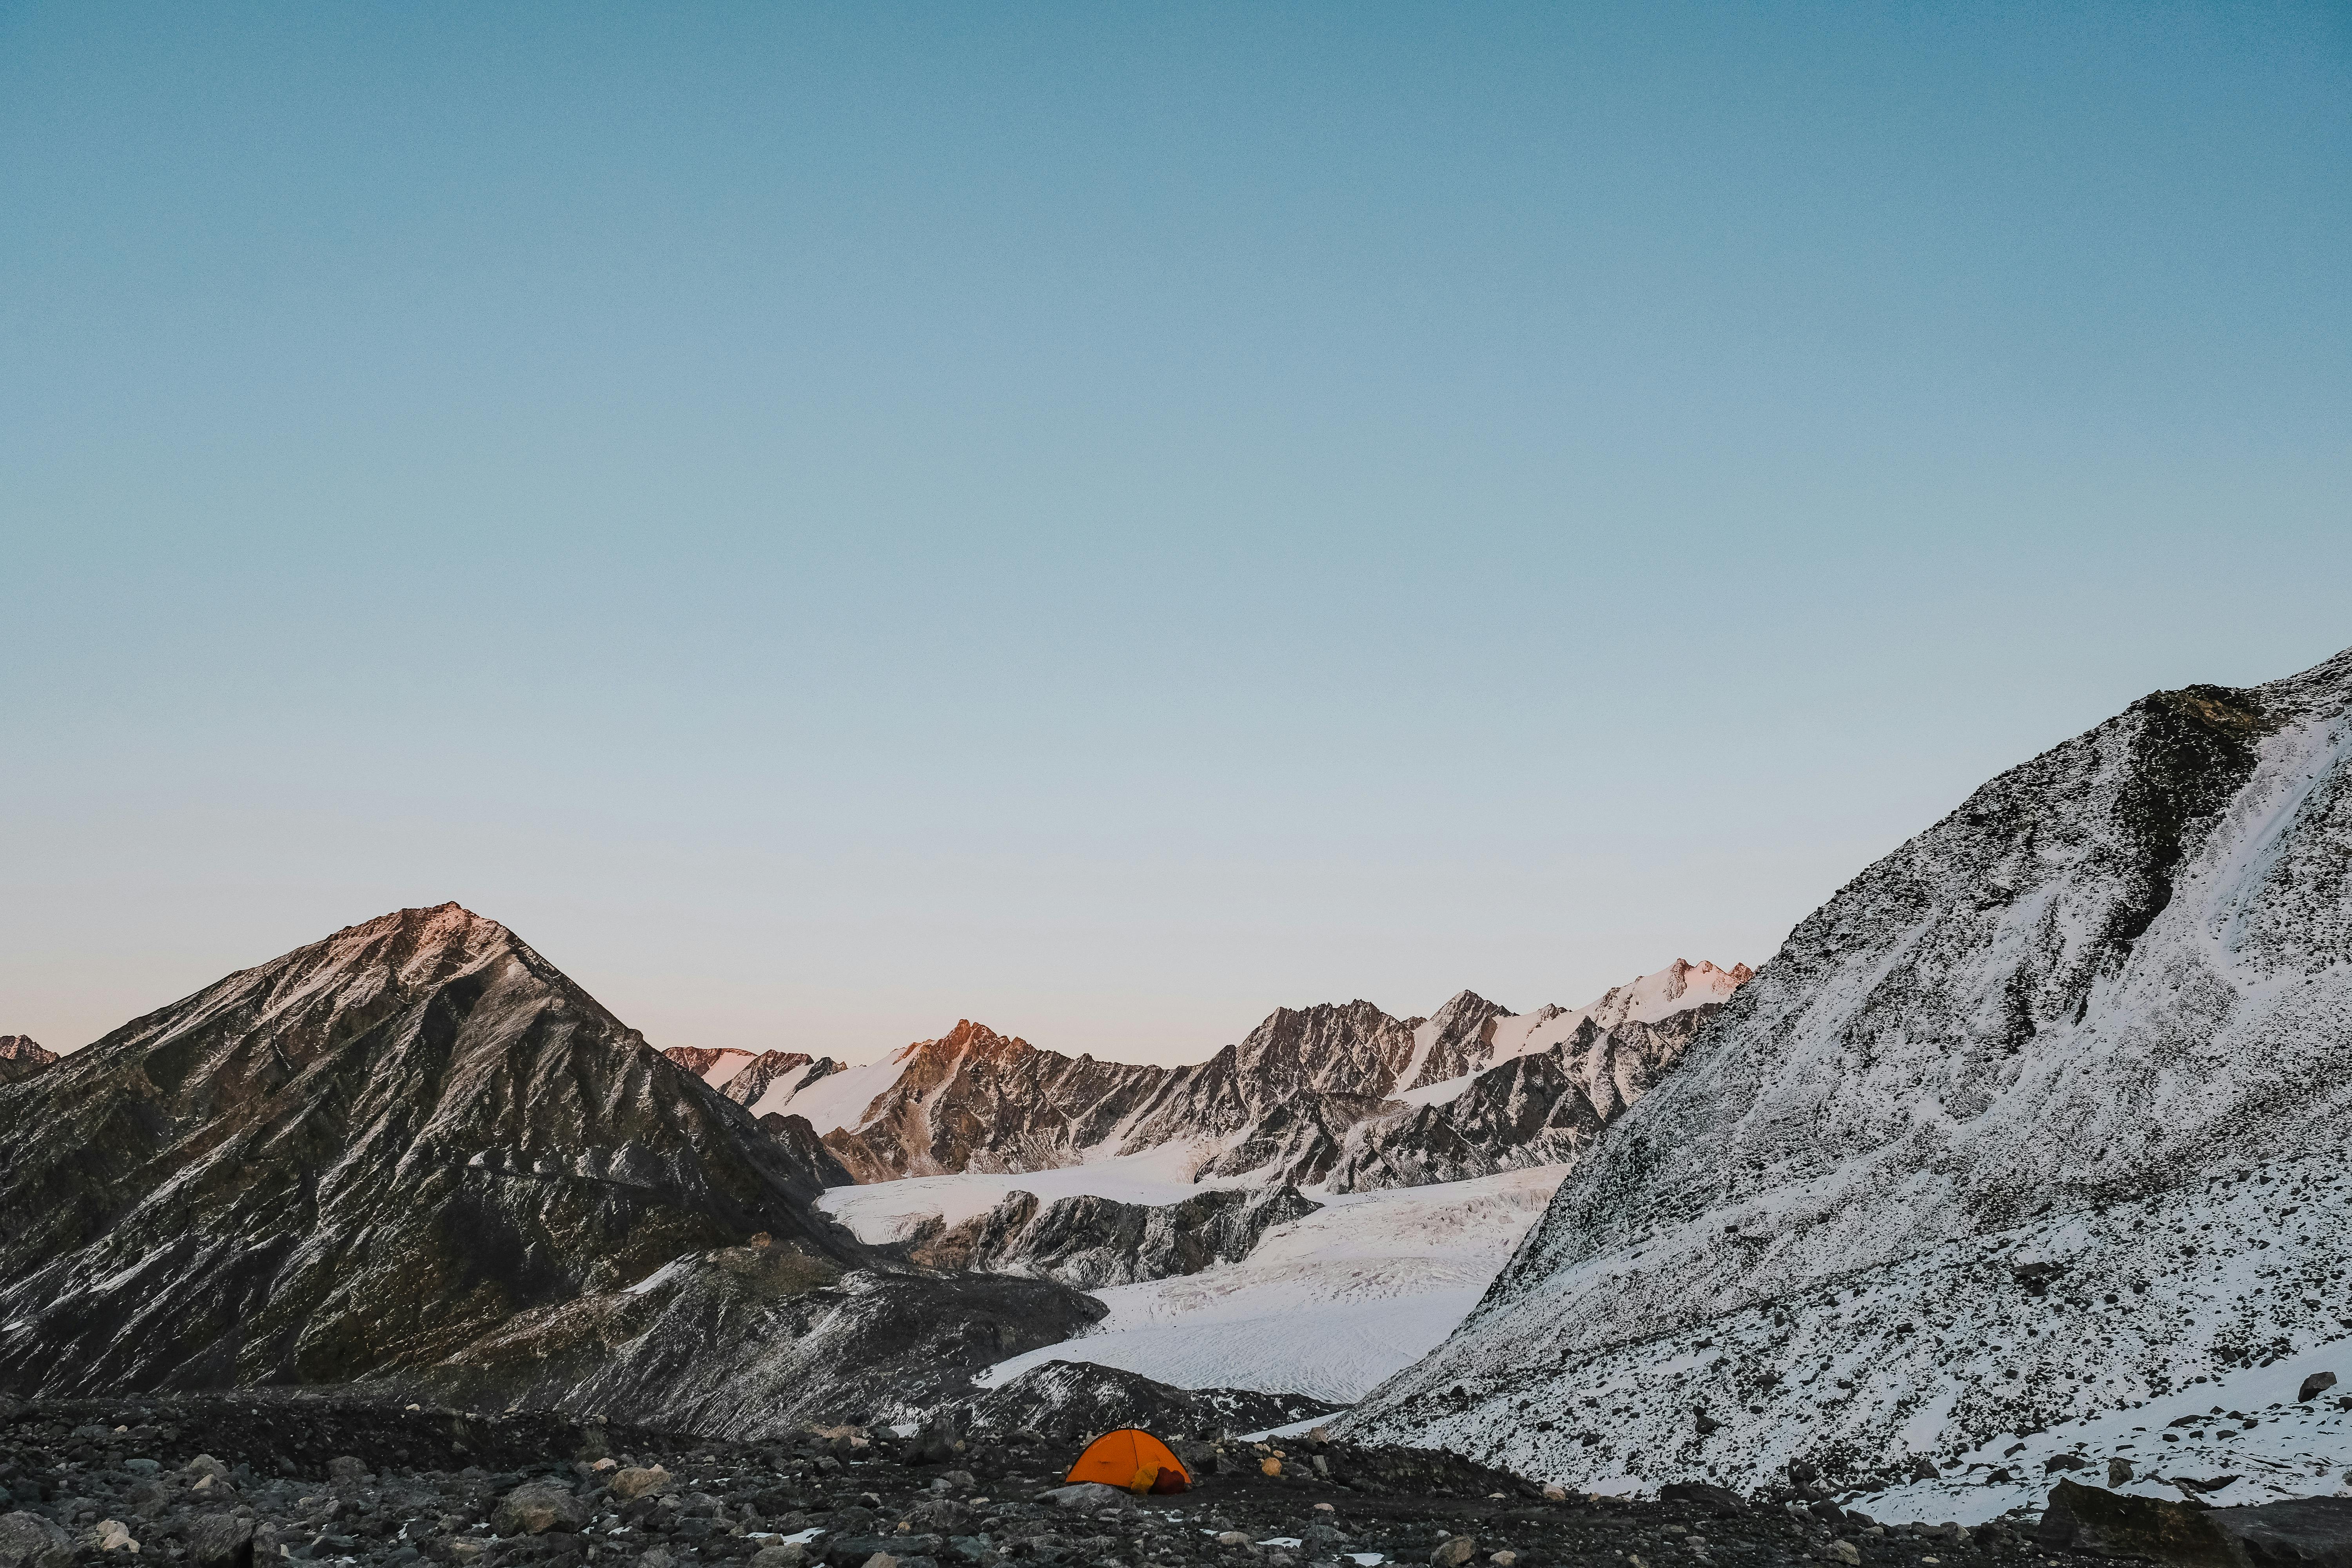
[327,1456,368,1484]
[0,1514,73,1568]
[1432,1537,1476,1568]
[2036,1480,2235,1566]
[860,1555,898,1568]
[1824,1545,1860,1566]
[1543,1485,1568,1501]
[1218,1534,1251,1547]
[911,1414,960,1467]
[2108,1459,2134,1486]
[184,1514,256,1568]
[1491,1554,1517,1567]
[1261,1459,1282,1477]
[2045,1454,2089,1474]
[611,1466,674,1501]
[185,1455,234,1483]
[91,1521,137,1553]
[1040,1483,1129,1512]
[1906,1456,1940,1482]
[1660,1483,1746,1517]
[751,1547,808,1568]
[2302,1372,2340,1402]
[2204,1496,2352,1568]
[638,1551,674,1568]
[491,1482,591,1536]
[123,1460,160,1477]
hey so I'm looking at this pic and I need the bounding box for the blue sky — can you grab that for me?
[4,3,2346,1063]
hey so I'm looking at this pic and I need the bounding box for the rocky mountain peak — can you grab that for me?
[913,1019,1035,1064]
[0,1034,59,1085]
[0,904,857,1398]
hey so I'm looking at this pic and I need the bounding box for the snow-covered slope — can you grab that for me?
[962,1166,1568,1405]
[1343,646,2352,1503]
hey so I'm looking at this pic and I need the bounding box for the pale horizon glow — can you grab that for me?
[3,5,2345,1065]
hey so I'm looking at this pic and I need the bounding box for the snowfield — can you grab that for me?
[822,1163,1569,1404]
[816,1142,1251,1239]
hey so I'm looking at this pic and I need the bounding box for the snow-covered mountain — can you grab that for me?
[0,1034,57,1085]
[690,960,1749,1193]
[1343,646,2352,1512]
[784,964,1748,1405]
[0,904,1096,1430]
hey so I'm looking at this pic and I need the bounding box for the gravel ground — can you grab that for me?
[0,1392,2087,1568]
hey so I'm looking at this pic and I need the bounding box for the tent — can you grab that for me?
[1064,1428,1192,1495]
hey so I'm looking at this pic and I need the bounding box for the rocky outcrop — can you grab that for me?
[2039,1479,2352,1568]
[1344,646,2352,1495]
[0,1035,57,1085]
[904,1185,1320,1289]
[954,1358,1345,1440]
[385,1241,1108,1434]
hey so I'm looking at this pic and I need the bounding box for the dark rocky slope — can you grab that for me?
[900,1187,1321,1289]
[0,906,1086,1427]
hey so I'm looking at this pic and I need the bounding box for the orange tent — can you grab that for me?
[1064,1428,1192,1495]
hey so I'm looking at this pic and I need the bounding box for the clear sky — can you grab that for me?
[4,3,2346,1065]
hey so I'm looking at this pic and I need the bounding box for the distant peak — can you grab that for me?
[0,1034,57,1066]
[905,1019,1035,1060]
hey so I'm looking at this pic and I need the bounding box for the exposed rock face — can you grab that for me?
[902,1185,1320,1289]
[387,1242,1106,1434]
[1345,647,2352,1494]
[0,904,1079,1425]
[953,1358,1345,1440]
[0,1036,58,1085]
[1326,1008,1719,1193]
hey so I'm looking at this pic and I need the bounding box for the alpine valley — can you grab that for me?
[5,642,2352,1550]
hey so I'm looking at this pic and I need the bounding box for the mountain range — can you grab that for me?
[0,902,1740,1432]
[677,958,1749,1192]
[9,641,2345,1515]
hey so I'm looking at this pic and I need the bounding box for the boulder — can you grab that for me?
[751,1547,808,1568]
[2036,1481,2234,1567]
[491,1482,591,1536]
[183,1514,256,1568]
[2301,1372,2340,1403]
[610,1466,674,1501]
[2204,1496,2352,1568]
[1433,1538,1476,1568]
[1040,1483,1130,1512]
[327,1457,368,1484]
[0,1514,73,1568]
